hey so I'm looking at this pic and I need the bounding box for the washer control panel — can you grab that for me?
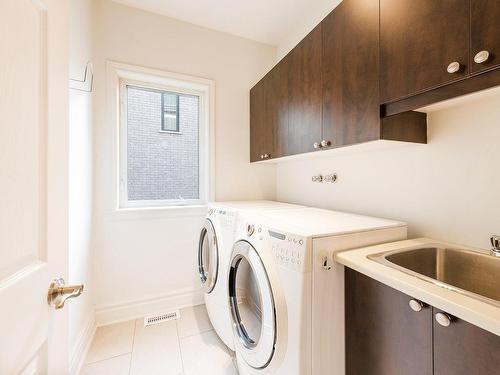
[269,230,308,272]
[214,208,237,229]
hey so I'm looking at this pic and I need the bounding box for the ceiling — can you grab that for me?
[111,0,337,46]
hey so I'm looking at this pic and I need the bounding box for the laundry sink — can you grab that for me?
[368,246,500,307]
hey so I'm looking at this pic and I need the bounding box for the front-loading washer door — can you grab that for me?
[229,240,276,369]
[198,219,219,293]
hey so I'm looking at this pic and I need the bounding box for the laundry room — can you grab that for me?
[1,0,499,374]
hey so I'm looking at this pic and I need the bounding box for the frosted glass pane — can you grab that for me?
[126,86,200,201]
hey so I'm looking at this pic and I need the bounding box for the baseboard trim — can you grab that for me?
[95,287,205,327]
[70,313,96,375]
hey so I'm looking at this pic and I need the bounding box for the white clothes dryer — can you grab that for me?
[228,208,407,375]
[198,201,304,351]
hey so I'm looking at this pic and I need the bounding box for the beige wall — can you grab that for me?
[277,88,500,250]
[91,0,277,322]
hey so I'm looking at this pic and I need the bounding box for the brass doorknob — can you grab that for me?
[47,278,84,309]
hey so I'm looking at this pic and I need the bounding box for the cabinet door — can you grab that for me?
[471,0,500,73]
[269,56,290,158]
[322,0,380,147]
[250,78,273,162]
[380,0,469,103]
[433,308,500,375]
[288,25,322,155]
[345,269,433,375]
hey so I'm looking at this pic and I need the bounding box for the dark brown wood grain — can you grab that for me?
[345,268,433,375]
[287,24,323,155]
[433,307,500,375]
[380,0,470,103]
[471,0,500,73]
[249,57,290,162]
[381,111,427,143]
[383,67,500,116]
[321,0,380,148]
[269,56,290,158]
[250,77,272,162]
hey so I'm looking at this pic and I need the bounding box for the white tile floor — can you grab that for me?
[81,305,238,375]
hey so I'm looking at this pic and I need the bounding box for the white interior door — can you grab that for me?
[0,0,71,373]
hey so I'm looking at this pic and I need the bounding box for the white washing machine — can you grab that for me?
[197,201,304,351]
[228,208,408,375]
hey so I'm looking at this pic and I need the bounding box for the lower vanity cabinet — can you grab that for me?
[345,268,500,375]
[433,307,500,375]
[345,268,433,375]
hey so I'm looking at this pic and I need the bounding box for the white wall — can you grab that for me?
[91,0,277,324]
[277,88,500,250]
[277,0,341,59]
[69,0,95,369]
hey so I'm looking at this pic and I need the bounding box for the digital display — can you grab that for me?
[268,230,286,240]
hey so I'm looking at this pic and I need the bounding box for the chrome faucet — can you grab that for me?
[490,235,500,257]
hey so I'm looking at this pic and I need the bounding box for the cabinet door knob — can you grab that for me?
[446,61,461,74]
[474,50,490,64]
[435,312,452,327]
[313,142,322,149]
[260,154,264,159]
[409,299,424,312]
[264,153,270,159]
[320,139,331,148]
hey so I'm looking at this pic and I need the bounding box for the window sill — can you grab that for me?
[158,130,182,135]
[108,204,208,221]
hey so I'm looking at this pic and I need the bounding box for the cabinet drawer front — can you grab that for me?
[380,0,469,103]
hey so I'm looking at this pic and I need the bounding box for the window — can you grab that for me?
[109,62,214,209]
[161,92,180,132]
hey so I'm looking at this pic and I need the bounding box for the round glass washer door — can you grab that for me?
[229,240,276,369]
[198,219,219,293]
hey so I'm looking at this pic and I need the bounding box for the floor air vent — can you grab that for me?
[144,310,180,327]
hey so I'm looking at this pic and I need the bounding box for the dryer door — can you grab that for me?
[229,240,276,369]
[198,219,219,293]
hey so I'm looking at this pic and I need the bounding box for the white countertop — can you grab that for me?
[335,238,500,337]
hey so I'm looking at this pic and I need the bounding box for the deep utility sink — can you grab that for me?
[368,246,500,307]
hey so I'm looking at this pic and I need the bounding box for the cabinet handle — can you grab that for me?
[474,50,490,64]
[264,153,270,159]
[409,299,424,312]
[313,142,322,149]
[435,312,452,327]
[446,61,461,74]
[320,140,331,148]
[260,154,264,159]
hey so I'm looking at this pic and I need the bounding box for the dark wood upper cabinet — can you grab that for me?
[433,308,500,375]
[249,57,290,162]
[471,0,500,74]
[322,0,380,147]
[380,0,470,103]
[345,269,433,375]
[287,25,323,155]
[250,77,272,162]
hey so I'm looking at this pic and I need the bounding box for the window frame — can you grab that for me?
[108,61,215,211]
[160,91,180,133]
